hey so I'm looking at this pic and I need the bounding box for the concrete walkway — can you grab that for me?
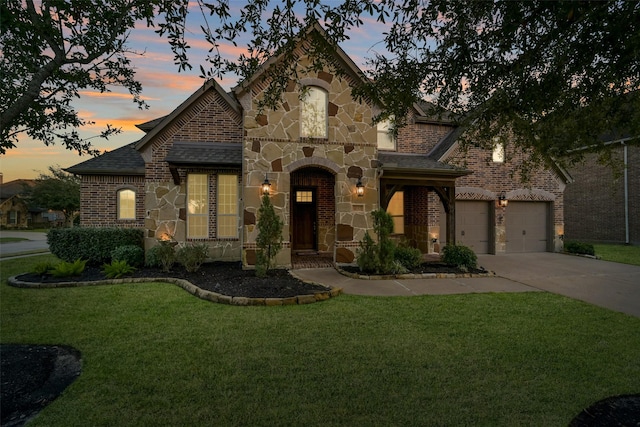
[293,252,640,318]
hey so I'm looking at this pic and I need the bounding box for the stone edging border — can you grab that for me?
[7,275,342,306]
[335,267,495,280]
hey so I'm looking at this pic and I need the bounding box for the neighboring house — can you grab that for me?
[0,178,38,228]
[67,23,567,267]
[565,139,639,245]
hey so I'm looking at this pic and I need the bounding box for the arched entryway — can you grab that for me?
[290,167,336,256]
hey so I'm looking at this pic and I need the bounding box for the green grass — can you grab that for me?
[0,237,28,243]
[2,255,639,426]
[594,243,640,266]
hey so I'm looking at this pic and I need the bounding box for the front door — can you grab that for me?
[292,188,316,250]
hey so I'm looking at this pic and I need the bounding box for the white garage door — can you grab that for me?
[455,201,491,254]
[506,202,549,253]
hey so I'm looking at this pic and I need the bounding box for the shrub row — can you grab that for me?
[48,227,144,265]
[564,241,596,256]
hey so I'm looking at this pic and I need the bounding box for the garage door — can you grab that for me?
[506,202,549,252]
[454,201,491,254]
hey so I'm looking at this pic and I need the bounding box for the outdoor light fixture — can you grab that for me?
[498,192,508,208]
[356,178,365,197]
[261,175,271,196]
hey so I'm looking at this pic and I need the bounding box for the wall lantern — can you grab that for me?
[356,178,365,197]
[261,175,271,196]
[498,192,508,208]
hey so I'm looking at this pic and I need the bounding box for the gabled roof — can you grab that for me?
[233,21,367,96]
[134,79,241,152]
[0,179,35,199]
[65,143,145,175]
[135,116,166,132]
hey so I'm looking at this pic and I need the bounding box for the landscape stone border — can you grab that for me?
[7,275,342,306]
[336,267,495,280]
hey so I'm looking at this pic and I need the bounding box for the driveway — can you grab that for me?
[0,231,49,258]
[477,253,640,318]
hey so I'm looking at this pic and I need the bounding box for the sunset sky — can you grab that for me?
[1,4,390,183]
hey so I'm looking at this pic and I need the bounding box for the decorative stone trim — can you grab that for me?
[335,267,494,280]
[7,275,342,306]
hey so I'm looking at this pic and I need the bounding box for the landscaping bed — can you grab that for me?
[339,262,491,279]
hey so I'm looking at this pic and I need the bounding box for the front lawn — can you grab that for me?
[2,255,639,426]
[0,237,28,243]
[594,243,640,266]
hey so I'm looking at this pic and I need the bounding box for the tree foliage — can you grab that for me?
[24,166,80,226]
[255,194,283,277]
[0,0,190,155]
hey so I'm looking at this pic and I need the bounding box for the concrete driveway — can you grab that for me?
[477,253,640,318]
[0,231,49,258]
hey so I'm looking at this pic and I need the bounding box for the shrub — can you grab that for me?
[147,240,176,272]
[256,194,284,277]
[33,261,56,276]
[111,245,145,267]
[48,227,144,265]
[394,245,423,270]
[372,210,395,274]
[50,259,87,278]
[390,260,408,275]
[441,244,478,272]
[102,260,136,279]
[564,241,596,256]
[356,232,378,273]
[176,243,209,272]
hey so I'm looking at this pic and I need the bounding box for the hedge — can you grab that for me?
[48,227,144,265]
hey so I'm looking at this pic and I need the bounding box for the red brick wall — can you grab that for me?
[565,144,639,244]
[79,175,145,228]
[396,111,455,154]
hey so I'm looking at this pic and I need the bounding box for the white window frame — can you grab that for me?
[117,189,136,220]
[301,86,328,138]
[187,173,209,239]
[217,174,238,238]
[386,191,405,234]
[377,118,396,150]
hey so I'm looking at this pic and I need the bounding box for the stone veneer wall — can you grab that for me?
[79,175,145,228]
[238,58,379,266]
[430,144,566,253]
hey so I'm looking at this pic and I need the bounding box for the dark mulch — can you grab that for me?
[15,261,331,299]
[340,262,488,276]
[569,394,640,426]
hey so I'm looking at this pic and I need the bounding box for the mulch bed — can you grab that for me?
[14,261,330,299]
[340,262,488,276]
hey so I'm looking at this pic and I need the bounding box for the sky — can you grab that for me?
[1,3,391,183]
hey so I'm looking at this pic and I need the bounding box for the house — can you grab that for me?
[565,138,639,245]
[0,177,42,228]
[67,23,567,267]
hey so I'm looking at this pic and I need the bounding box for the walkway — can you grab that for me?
[293,252,640,318]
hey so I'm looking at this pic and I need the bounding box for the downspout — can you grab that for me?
[624,143,630,244]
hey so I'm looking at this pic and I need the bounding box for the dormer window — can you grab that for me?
[377,118,396,150]
[301,87,328,138]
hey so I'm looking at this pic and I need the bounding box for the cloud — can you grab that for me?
[77,91,160,101]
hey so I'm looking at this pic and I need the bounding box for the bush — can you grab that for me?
[50,259,87,278]
[256,194,283,277]
[356,232,378,273]
[372,210,395,274]
[147,240,176,272]
[394,245,423,270]
[441,244,478,272]
[102,260,136,279]
[48,227,144,265]
[564,241,595,256]
[111,245,145,267]
[176,243,209,272]
[33,261,56,276]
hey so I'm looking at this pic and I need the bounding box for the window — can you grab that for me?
[301,87,327,138]
[217,174,238,238]
[8,210,18,225]
[377,118,396,150]
[386,191,404,234]
[296,190,313,203]
[492,140,505,163]
[117,189,136,219]
[188,174,209,238]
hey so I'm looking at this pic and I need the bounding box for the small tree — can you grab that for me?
[255,194,283,277]
[357,209,396,274]
[25,166,80,227]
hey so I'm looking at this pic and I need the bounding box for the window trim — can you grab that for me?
[216,173,238,239]
[117,188,136,220]
[300,86,328,139]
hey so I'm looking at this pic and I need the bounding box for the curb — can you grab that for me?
[7,275,342,306]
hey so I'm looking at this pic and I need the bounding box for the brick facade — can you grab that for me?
[565,143,639,244]
[79,175,145,228]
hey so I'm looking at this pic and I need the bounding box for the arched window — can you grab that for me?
[301,87,328,138]
[117,189,136,220]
